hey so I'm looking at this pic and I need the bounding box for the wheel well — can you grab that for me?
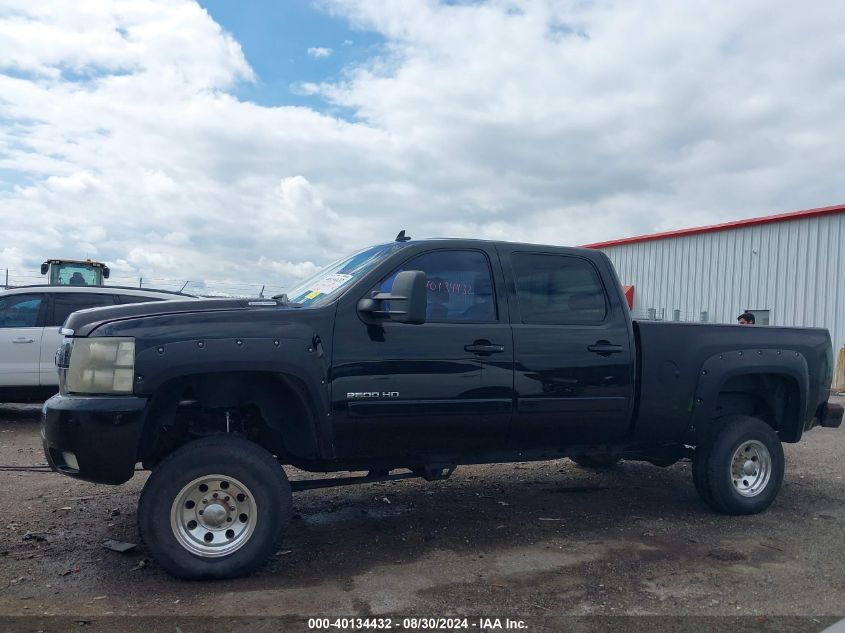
[138,371,320,467]
[715,373,801,441]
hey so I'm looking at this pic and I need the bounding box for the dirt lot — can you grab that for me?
[1,399,844,633]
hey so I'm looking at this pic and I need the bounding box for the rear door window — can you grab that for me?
[48,293,117,327]
[511,253,608,324]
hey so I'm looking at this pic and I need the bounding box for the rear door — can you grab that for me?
[501,248,635,445]
[39,292,117,386]
[0,293,47,387]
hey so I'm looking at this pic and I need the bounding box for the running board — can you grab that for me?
[290,466,455,492]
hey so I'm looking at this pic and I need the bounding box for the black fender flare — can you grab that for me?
[687,347,808,443]
[133,336,334,458]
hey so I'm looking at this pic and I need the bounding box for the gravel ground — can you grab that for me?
[0,398,843,633]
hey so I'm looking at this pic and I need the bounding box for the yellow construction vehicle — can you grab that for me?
[40,259,110,286]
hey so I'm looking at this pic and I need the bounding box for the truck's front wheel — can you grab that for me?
[138,435,292,579]
[693,415,784,515]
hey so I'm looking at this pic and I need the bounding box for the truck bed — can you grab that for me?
[632,320,833,443]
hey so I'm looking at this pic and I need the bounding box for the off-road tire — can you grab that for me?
[693,415,784,515]
[138,434,292,579]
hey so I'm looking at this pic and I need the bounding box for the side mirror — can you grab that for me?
[389,270,427,324]
[102,267,110,279]
[358,270,427,325]
[40,263,49,275]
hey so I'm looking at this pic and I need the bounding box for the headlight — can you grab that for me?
[66,337,136,394]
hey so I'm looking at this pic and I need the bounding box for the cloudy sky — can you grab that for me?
[1,0,843,293]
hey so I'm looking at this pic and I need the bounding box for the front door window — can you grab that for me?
[378,250,498,322]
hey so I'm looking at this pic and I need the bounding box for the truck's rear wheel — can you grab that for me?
[571,453,622,470]
[693,415,784,515]
[138,435,291,579]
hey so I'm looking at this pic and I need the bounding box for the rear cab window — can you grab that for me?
[56,264,99,286]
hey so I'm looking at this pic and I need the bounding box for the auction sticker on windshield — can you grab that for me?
[310,273,354,295]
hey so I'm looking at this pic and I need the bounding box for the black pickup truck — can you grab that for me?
[42,236,842,579]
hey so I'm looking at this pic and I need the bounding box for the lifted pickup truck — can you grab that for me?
[42,236,843,579]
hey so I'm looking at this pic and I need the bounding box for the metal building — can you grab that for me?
[583,203,845,390]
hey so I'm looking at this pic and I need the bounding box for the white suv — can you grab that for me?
[0,285,194,402]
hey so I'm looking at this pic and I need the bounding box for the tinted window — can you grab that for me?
[117,294,165,305]
[379,250,497,322]
[49,293,116,327]
[0,294,44,328]
[512,254,607,324]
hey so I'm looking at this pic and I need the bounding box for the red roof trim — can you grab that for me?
[580,203,845,249]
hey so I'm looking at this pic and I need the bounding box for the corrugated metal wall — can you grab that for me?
[597,212,845,373]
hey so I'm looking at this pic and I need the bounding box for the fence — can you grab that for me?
[631,307,713,323]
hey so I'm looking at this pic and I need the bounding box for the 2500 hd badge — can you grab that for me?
[347,391,400,399]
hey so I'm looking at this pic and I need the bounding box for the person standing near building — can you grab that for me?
[737,312,755,325]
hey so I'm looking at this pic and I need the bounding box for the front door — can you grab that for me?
[501,249,635,446]
[331,247,513,461]
[0,293,47,388]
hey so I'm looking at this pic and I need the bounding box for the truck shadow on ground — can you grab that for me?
[235,460,736,587]
[0,404,42,422]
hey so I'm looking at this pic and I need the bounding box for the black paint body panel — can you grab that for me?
[635,320,833,443]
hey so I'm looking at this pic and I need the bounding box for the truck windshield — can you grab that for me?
[285,242,405,307]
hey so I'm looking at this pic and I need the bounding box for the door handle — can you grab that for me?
[12,337,35,344]
[465,340,505,355]
[587,341,623,356]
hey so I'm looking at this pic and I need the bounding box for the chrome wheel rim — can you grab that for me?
[730,440,772,498]
[170,474,256,557]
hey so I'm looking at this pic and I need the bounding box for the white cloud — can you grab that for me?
[41,171,109,195]
[259,256,320,280]
[127,247,178,271]
[307,46,333,58]
[317,0,845,236]
[1,0,844,293]
[0,247,25,270]
[162,232,190,246]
